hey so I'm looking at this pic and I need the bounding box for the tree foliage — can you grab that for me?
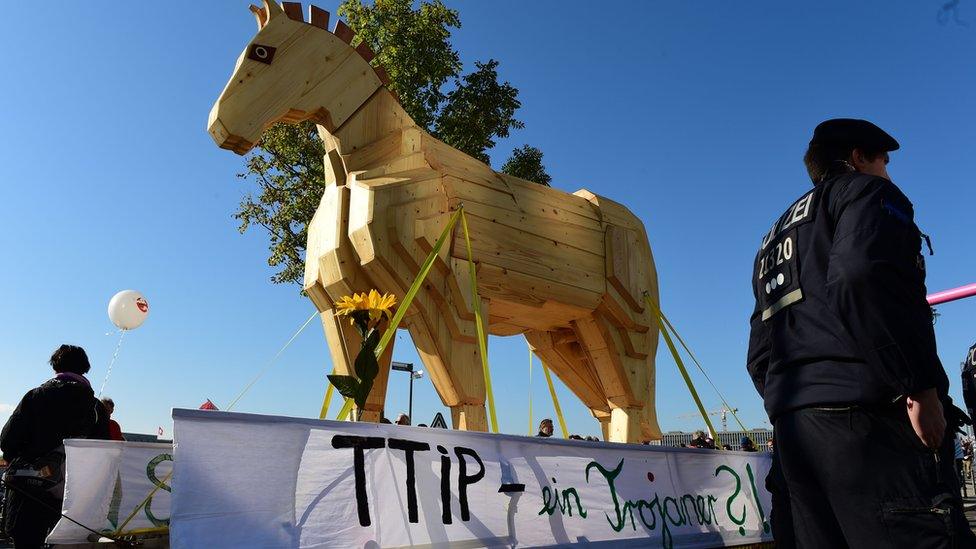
[338,0,461,130]
[235,0,552,285]
[501,145,551,186]
[434,60,523,162]
[235,122,324,285]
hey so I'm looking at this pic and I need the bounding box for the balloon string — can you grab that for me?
[98,330,126,398]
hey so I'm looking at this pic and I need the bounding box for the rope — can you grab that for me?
[542,361,569,439]
[334,208,464,421]
[643,293,724,449]
[225,310,319,411]
[642,293,753,440]
[98,329,127,398]
[460,209,498,433]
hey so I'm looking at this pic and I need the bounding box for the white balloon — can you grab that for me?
[108,290,149,330]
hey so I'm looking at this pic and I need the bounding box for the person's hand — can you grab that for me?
[906,388,946,449]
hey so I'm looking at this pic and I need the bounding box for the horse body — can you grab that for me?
[210,0,661,442]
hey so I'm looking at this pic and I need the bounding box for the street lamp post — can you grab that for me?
[392,361,424,423]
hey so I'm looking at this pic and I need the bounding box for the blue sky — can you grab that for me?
[1,1,973,439]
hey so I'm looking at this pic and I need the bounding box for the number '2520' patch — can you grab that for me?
[757,189,817,320]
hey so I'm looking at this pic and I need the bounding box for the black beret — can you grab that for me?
[810,118,899,151]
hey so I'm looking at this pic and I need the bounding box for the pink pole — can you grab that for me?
[927,283,976,306]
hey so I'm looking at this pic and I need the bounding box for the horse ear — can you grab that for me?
[262,0,284,19]
[249,5,268,29]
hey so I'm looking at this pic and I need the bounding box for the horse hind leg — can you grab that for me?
[524,329,612,438]
[571,314,657,443]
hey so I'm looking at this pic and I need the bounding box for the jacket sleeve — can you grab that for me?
[0,391,35,461]
[825,177,947,397]
[746,257,771,398]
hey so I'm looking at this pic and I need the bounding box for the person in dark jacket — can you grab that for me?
[962,343,976,422]
[1,345,110,548]
[746,119,975,547]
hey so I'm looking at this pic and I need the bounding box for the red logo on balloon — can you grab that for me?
[136,298,149,313]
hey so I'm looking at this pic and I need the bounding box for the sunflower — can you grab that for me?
[335,290,397,329]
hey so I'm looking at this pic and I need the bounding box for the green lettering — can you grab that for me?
[586,459,629,532]
[716,464,746,536]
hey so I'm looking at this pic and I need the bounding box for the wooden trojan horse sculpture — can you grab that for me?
[209,0,662,442]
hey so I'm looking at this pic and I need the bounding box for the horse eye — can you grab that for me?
[247,43,276,64]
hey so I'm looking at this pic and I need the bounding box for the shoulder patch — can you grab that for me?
[756,189,819,320]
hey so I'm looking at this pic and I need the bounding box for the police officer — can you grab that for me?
[1,345,110,547]
[746,119,975,547]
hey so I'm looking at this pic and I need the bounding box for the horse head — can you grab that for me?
[208,0,384,155]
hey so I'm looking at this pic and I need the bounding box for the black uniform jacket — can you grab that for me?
[0,377,110,462]
[746,172,948,421]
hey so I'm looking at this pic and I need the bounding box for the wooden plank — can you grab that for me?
[282,2,304,21]
[309,5,330,29]
[358,153,429,181]
[451,213,606,295]
[526,331,608,413]
[574,189,645,232]
[355,42,375,63]
[443,195,606,256]
[605,224,645,313]
[333,20,355,44]
[572,315,638,406]
[333,90,414,152]
[476,263,603,315]
[340,130,401,173]
[303,49,382,129]
[510,175,604,223]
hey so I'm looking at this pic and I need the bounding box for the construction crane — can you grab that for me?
[676,406,739,433]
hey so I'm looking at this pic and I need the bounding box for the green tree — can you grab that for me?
[236,0,552,286]
[501,145,552,186]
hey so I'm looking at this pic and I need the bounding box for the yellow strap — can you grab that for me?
[319,379,334,420]
[333,208,464,421]
[642,294,752,446]
[528,347,534,436]
[460,210,498,433]
[114,471,172,535]
[542,362,569,439]
[336,396,355,421]
[652,302,753,438]
[375,208,464,359]
[643,294,724,449]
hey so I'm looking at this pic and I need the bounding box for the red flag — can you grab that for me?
[199,399,219,411]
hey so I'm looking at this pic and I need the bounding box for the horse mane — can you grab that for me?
[250,1,394,97]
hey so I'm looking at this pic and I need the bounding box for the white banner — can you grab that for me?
[47,440,173,544]
[172,409,773,548]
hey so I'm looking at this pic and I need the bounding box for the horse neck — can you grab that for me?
[314,87,421,175]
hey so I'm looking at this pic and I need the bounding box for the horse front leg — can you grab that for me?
[320,308,394,422]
